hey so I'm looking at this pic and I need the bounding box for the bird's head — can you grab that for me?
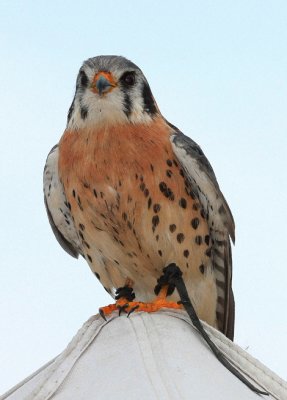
[67,55,160,130]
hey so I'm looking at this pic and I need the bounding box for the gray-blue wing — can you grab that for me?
[171,131,235,340]
[43,145,81,259]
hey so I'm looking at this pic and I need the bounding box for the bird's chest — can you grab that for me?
[58,124,210,276]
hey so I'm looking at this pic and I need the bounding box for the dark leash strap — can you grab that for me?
[156,264,269,396]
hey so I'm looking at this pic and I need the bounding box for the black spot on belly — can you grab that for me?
[144,188,149,197]
[159,181,167,192]
[195,235,202,245]
[191,218,199,229]
[79,223,85,231]
[93,189,98,198]
[166,188,174,200]
[205,248,212,257]
[112,226,119,234]
[153,203,161,213]
[122,212,127,221]
[83,241,90,249]
[159,181,174,200]
[150,164,154,171]
[169,224,176,233]
[205,235,210,245]
[87,254,93,262]
[166,170,172,178]
[152,215,160,232]
[72,190,76,198]
[166,159,173,167]
[140,182,145,191]
[158,250,163,257]
[148,197,152,209]
[77,195,83,211]
[179,198,187,209]
[177,233,185,243]
[94,272,100,280]
[183,249,189,258]
[199,264,205,274]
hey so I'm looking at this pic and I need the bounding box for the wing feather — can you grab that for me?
[171,131,235,339]
[43,145,81,259]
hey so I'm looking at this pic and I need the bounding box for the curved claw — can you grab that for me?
[117,303,129,316]
[127,305,140,317]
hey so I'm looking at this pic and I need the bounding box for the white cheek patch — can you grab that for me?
[67,88,130,130]
[67,80,154,130]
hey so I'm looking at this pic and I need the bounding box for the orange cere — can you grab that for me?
[91,71,117,93]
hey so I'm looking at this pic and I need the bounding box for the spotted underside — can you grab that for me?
[56,117,228,330]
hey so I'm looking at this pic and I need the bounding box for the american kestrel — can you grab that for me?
[44,55,235,340]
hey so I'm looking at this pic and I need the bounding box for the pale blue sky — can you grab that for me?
[1,0,287,394]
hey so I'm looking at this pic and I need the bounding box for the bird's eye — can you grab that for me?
[121,72,136,86]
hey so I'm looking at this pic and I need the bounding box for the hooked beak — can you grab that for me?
[91,72,116,96]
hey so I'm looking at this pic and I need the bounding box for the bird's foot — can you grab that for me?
[99,285,136,320]
[99,266,183,320]
[133,287,183,314]
[99,284,182,320]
